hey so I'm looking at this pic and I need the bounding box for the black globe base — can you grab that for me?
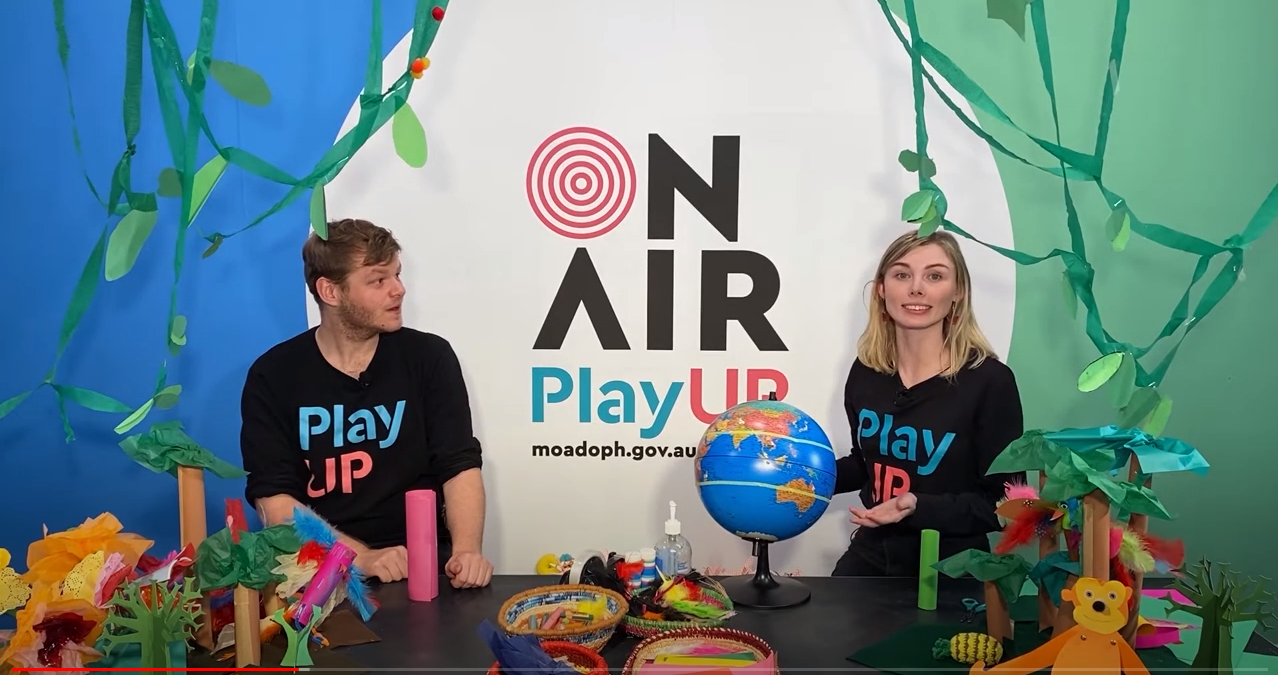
[719,539,810,609]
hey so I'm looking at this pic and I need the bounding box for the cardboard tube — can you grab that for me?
[233,585,261,667]
[1082,491,1111,581]
[1037,472,1060,632]
[405,489,439,601]
[917,529,939,610]
[178,466,208,545]
[984,581,1013,643]
[263,581,286,615]
[1053,574,1079,636]
[1120,460,1150,644]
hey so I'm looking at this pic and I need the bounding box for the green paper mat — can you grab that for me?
[848,620,1199,675]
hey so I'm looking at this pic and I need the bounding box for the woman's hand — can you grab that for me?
[849,492,918,527]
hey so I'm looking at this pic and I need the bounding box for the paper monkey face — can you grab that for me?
[1063,577,1132,634]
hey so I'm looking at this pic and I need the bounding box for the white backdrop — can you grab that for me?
[318,0,1016,575]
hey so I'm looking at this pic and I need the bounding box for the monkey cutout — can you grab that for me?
[972,577,1150,675]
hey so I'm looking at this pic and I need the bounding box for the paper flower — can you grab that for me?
[60,551,105,603]
[0,548,33,614]
[24,514,152,587]
[0,584,106,669]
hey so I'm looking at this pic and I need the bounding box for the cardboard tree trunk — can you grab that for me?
[984,581,1014,643]
[234,585,262,667]
[1036,473,1061,633]
[1119,460,1150,645]
[177,466,216,652]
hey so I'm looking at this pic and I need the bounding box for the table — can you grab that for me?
[347,575,1277,672]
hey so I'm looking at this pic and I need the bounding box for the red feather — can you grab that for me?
[298,540,328,566]
[1141,532,1185,570]
[1109,560,1137,609]
[994,511,1042,554]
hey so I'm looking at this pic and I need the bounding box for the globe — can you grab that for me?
[694,398,838,544]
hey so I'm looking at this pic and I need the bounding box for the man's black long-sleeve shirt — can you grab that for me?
[240,327,483,548]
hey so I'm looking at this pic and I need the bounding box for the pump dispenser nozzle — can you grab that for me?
[665,500,681,536]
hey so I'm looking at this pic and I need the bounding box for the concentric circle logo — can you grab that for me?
[526,126,636,239]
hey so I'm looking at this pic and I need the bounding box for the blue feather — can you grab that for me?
[477,619,578,675]
[291,506,339,548]
[344,565,378,621]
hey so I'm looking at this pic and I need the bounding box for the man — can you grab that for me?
[239,218,493,588]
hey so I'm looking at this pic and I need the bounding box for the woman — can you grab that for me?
[831,229,1026,577]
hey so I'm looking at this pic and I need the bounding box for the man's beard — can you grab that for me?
[335,300,385,340]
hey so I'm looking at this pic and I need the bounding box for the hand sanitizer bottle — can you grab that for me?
[654,501,692,575]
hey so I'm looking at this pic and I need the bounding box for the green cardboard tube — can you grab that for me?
[918,528,940,610]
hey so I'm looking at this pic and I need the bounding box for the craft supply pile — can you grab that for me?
[0,501,383,673]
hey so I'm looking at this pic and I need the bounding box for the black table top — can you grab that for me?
[347,575,1277,672]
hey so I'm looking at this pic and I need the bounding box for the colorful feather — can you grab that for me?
[994,511,1042,554]
[1116,529,1156,574]
[1140,532,1185,570]
[288,505,378,621]
[344,565,379,621]
[1003,481,1040,501]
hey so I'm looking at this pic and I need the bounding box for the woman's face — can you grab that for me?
[878,243,961,331]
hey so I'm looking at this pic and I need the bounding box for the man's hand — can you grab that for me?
[356,546,409,583]
[849,492,918,527]
[445,550,493,589]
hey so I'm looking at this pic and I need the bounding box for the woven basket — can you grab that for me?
[621,626,779,675]
[485,640,607,675]
[497,584,627,651]
[621,587,735,638]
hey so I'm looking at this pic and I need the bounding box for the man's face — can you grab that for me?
[334,254,405,335]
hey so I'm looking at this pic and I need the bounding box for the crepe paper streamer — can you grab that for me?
[393,102,429,167]
[918,529,939,611]
[932,549,1031,608]
[877,0,1278,398]
[118,420,247,479]
[406,489,439,601]
[194,524,302,591]
[0,0,451,443]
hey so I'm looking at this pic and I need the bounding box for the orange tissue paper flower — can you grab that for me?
[0,584,106,669]
[23,513,152,587]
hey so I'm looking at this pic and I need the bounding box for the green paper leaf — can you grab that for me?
[1061,271,1077,319]
[1077,351,1125,392]
[933,548,1032,605]
[0,390,32,419]
[170,315,187,346]
[1112,217,1131,252]
[185,52,196,83]
[208,59,271,106]
[105,208,160,281]
[987,0,1031,40]
[1105,207,1128,240]
[310,185,328,239]
[392,101,428,168]
[202,234,223,258]
[1107,353,1137,409]
[153,384,182,410]
[897,149,920,172]
[919,156,937,179]
[1119,387,1161,430]
[51,384,132,413]
[157,168,182,197]
[114,398,154,435]
[195,525,302,591]
[901,190,936,222]
[1143,394,1173,436]
[917,213,941,237]
[187,154,228,223]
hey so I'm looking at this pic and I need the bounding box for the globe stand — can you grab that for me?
[718,538,810,609]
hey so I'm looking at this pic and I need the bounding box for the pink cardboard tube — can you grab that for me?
[406,489,439,602]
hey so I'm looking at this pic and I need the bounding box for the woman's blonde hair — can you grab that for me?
[856,229,998,377]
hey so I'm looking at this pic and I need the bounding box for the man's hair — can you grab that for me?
[302,218,401,304]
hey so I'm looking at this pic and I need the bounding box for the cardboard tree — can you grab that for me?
[100,577,202,670]
[932,550,1031,643]
[119,421,249,649]
[193,518,300,666]
[1166,559,1276,674]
